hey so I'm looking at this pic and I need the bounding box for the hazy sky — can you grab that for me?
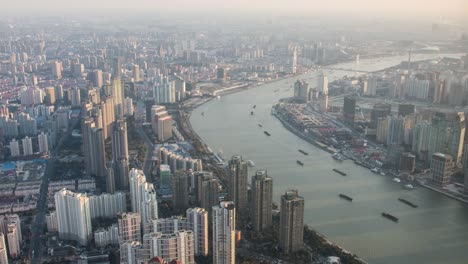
[2,0,468,19]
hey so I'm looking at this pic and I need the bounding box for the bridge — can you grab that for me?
[319,67,371,73]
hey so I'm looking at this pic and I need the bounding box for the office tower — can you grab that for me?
[21,136,33,156]
[44,86,56,105]
[6,224,19,258]
[318,73,328,94]
[9,139,20,157]
[55,85,64,102]
[112,77,124,118]
[0,234,7,264]
[52,61,62,79]
[431,153,453,186]
[82,118,106,178]
[398,104,415,117]
[228,156,248,212]
[428,112,464,164]
[88,192,127,219]
[293,80,310,102]
[54,189,92,245]
[447,113,465,165]
[217,68,227,83]
[291,47,297,74]
[133,64,140,82]
[212,201,236,264]
[46,211,58,232]
[118,212,142,243]
[159,164,172,189]
[130,168,147,214]
[113,57,122,78]
[142,231,195,264]
[175,79,186,100]
[199,176,219,213]
[400,152,416,173]
[157,116,173,142]
[343,96,356,126]
[38,131,49,153]
[370,103,391,129]
[251,170,273,232]
[280,190,304,254]
[112,119,129,190]
[186,208,208,256]
[172,171,189,211]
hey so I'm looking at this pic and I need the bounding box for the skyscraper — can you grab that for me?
[52,61,62,79]
[172,171,190,211]
[199,176,219,213]
[250,170,273,232]
[9,139,20,157]
[112,77,124,118]
[54,189,92,245]
[447,113,465,165]
[118,212,142,243]
[343,96,356,126]
[212,201,236,264]
[186,208,209,256]
[113,57,122,78]
[112,119,129,190]
[279,190,304,254]
[142,231,195,264]
[130,168,147,214]
[82,118,106,178]
[142,184,159,233]
[228,156,248,212]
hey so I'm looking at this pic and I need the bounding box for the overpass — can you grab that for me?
[320,67,371,73]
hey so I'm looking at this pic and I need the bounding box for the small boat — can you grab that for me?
[332,153,345,161]
[247,160,255,167]
[296,160,304,166]
[253,105,256,109]
[392,178,401,183]
[258,124,263,128]
[380,172,386,176]
[371,168,379,173]
[251,111,254,115]
[201,112,204,116]
[339,194,353,201]
[398,198,418,208]
[264,131,271,136]
[382,212,399,222]
[333,169,347,176]
[404,184,414,190]
[298,149,309,155]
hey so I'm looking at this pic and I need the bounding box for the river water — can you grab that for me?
[190,54,468,264]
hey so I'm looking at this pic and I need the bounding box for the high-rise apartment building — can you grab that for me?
[212,201,236,264]
[38,132,49,153]
[0,234,7,264]
[54,189,92,245]
[112,77,124,118]
[343,96,356,126]
[279,190,304,254]
[21,136,33,156]
[186,208,209,256]
[9,139,20,157]
[172,171,189,211]
[88,192,127,219]
[118,212,142,243]
[112,119,129,190]
[82,118,106,178]
[251,170,273,232]
[431,153,453,186]
[228,156,248,212]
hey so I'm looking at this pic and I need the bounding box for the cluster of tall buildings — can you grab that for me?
[293,74,328,112]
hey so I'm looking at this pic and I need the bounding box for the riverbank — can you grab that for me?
[181,77,366,264]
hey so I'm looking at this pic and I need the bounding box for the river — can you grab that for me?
[190,53,468,264]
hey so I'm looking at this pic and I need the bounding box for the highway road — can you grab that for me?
[135,122,154,181]
[29,118,80,264]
